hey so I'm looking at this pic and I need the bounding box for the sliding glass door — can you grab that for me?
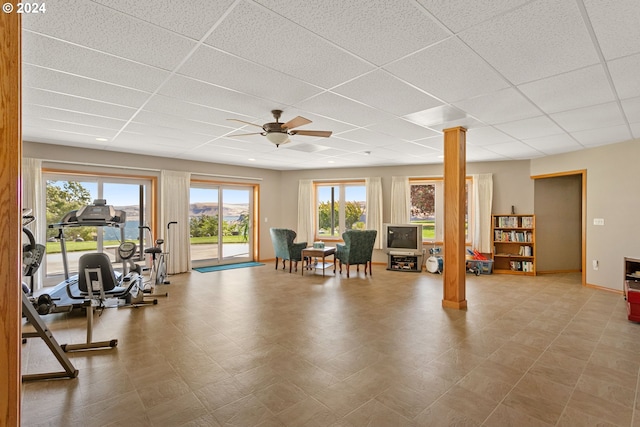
[190,184,253,266]
[44,174,152,278]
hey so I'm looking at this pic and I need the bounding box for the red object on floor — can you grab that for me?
[626,281,640,322]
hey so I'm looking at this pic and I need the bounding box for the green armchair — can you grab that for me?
[336,229,377,278]
[269,228,307,273]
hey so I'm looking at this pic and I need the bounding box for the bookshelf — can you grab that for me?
[492,214,536,275]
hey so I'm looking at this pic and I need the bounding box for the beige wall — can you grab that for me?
[25,141,537,265]
[279,160,535,264]
[24,135,640,292]
[531,138,640,291]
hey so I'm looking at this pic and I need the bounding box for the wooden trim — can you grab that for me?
[536,269,582,274]
[0,8,22,426]
[253,184,259,261]
[585,282,623,295]
[531,169,587,287]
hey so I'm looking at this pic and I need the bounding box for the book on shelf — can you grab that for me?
[518,246,533,256]
[494,230,533,243]
[496,215,534,229]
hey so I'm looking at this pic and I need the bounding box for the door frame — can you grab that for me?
[531,169,586,287]
[190,180,259,267]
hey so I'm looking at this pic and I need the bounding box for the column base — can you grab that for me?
[442,299,467,310]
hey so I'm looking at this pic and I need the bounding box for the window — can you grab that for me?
[43,172,153,277]
[409,178,472,243]
[315,182,366,239]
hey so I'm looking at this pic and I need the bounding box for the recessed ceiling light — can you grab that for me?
[328,160,335,164]
[96,137,108,142]
[437,155,445,159]
[248,158,256,161]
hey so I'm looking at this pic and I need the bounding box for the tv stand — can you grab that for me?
[387,252,423,272]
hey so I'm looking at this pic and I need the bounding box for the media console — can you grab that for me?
[387,251,424,272]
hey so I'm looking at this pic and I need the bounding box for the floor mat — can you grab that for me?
[193,262,265,273]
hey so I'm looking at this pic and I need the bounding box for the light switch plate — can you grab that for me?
[593,218,604,225]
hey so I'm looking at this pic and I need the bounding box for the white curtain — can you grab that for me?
[365,177,383,249]
[22,158,45,290]
[390,176,410,224]
[472,173,493,253]
[161,170,191,274]
[296,179,314,244]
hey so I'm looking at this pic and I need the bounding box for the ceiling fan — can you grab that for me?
[227,110,332,147]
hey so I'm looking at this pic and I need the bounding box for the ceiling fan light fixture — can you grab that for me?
[265,132,289,146]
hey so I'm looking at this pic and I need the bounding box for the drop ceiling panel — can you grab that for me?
[412,137,443,151]
[573,124,632,147]
[336,128,409,148]
[332,70,442,116]
[466,145,510,162]
[132,111,232,137]
[23,65,151,108]
[321,137,368,152]
[255,0,449,66]
[416,0,531,33]
[212,138,284,154]
[204,0,373,88]
[608,54,640,100]
[365,119,440,142]
[517,65,615,114]
[550,102,626,132]
[23,126,115,148]
[295,92,396,128]
[111,132,208,150]
[23,117,119,139]
[22,32,170,93]
[179,46,323,106]
[22,0,196,70]
[23,88,138,120]
[483,141,544,159]
[459,0,599,84]
[143,95,241,125]
[23,105,126,130]
[453,88,540,124]
[386,37,509,103]
[466,126,518,146]
[91,0,237,40]
[495,116,565,140]
[159,75,275,117]
[522,134,584,155]
[621,97,640,122]
[121,123,214,146]
[584,0,640,60]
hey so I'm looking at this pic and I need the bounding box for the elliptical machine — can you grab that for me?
[140,221,176,288]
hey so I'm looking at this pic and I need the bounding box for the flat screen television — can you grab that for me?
[383,223,423,253]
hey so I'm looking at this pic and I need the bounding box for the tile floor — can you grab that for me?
[20,265,640,426]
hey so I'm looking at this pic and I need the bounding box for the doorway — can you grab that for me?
[532,170,586,285]
[189,184,254,267]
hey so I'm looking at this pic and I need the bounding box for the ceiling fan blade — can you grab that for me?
[290,130,332,138]
[227,118,264,129]
[227,132,264,137]
[281,116,311,130]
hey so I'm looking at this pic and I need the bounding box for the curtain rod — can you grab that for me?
[39,159,263,181]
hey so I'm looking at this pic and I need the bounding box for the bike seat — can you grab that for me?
[144,247,162,254]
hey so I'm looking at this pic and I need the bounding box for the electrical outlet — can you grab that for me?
[593,218,605,226]
[593,260,599,270]
[264,217,268,222]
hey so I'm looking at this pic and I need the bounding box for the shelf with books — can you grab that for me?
[492,214,536,275]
